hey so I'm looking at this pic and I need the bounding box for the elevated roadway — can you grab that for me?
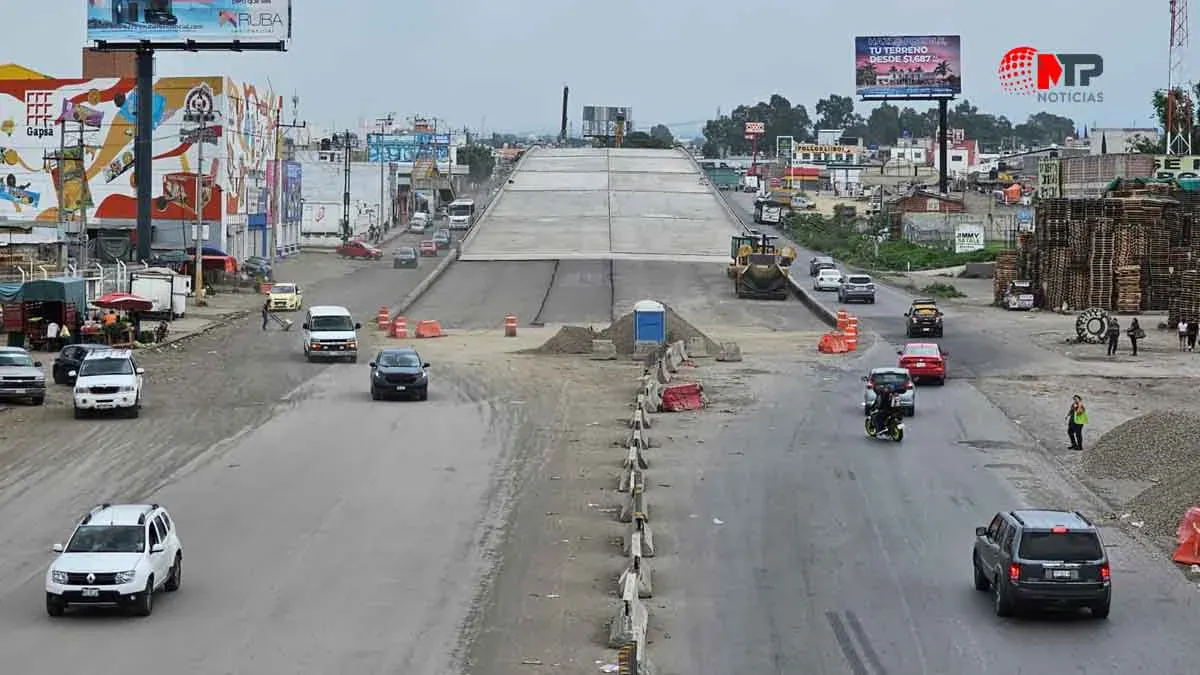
[411,147,821,330]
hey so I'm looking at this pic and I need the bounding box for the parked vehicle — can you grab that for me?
[52,344,108,385]
[0,346,45,405]
[129,267,190,319]
[267,283,303,311]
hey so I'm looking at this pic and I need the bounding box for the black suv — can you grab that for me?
[905,298,943,337]
[973,509,1111,619]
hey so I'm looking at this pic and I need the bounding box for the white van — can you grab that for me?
[409,212,430,233]
[446,199,476,231]
[302,305,361,363]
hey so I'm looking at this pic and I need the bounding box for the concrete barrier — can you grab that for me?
[785,272,839,328]
[686,336,709,358]
[715,342,743,362]
[620,477,650,523]
[618,530,653,598]
[619,445,649,493]
[608,572,649,652]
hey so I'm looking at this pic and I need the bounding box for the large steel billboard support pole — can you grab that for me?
[134,47,154,262]
[937,99,949,195]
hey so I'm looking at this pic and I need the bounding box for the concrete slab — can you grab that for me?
[463,147,739,262]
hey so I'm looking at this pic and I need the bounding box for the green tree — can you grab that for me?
[1129,84,1199,153]
[864,102,901,145]
[456,144,496,182]
[649,124,674,145]
[620,131,672,149]
[702,94,813,157]
[815,94,856,131]
[1012,112,1076,148]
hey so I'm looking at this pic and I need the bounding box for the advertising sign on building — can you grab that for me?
[1153,155,1200,180]
[283,162,302,225]
[855,35,963,98]
[1036,159,1061,199]
[954,223,986,253]
[86,0,292,45]
[776,135,794,160]
[366,133,451,163]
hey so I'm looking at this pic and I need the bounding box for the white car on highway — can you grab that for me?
[45,503,183,617]
[813,268,844,291]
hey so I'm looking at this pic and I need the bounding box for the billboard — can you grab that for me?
[283,161,302,225]
[581,106,633,138]
[776,136,794,160]
[366,133,451,163]
[855,35,962,99]
[86,0,292,45]
[0,76,277,235]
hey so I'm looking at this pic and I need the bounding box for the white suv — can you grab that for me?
[71,348,144,418]
[45,503,183,617]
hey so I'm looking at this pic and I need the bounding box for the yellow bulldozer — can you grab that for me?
[727,231,796,300]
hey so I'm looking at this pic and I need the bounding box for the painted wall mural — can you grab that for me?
[0,76,277,243]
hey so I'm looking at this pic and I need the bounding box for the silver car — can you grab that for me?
[838,274,876,304]
[0,346,46,406]
[862,367,916,416]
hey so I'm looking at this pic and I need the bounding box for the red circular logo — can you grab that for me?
[998,46,1039,94]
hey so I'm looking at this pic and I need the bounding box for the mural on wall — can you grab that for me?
[0,76,276,237]
[224,79,280,219]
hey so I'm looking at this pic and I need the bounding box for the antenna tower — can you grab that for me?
[1167,0,1192,155]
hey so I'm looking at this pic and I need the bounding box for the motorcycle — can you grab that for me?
[864,408,905,442]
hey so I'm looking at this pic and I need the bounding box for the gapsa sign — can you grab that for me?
[86,0,291,44]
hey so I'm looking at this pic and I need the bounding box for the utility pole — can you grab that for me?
[77,124,89,272]
[341,129,352,242]
[375,113,395,235]
[193,112,207,305]
[273,95,306,263]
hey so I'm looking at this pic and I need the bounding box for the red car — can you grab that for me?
[336,239,382,259]
[419,240,438,257]
[898,342,948,385]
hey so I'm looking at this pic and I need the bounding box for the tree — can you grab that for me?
[1130,84,1199,153]
[456,144,496,182]
[649,124,674,145]
[1012,112,1075,148]
[864,103,901,145]
[702,94,813,157]
[621,131,672,149]
[815,94,856,131]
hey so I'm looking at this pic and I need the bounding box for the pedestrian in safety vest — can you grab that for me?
[1067,395,1088,451]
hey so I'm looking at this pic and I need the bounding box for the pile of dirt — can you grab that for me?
[598,305,720,355]
[530,325,601,354]
[1082,410,1200,482]
[1083,410,1200,541]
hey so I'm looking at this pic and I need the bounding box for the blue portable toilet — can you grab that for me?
[633,299,666,344]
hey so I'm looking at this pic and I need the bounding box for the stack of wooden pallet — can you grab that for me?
[993,250,1018,304]
[1041,248,1070,310]
[1181,270,1200,323]
[1088,220,1115,307]
[1114,266,1142,313]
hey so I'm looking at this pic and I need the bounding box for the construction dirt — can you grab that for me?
[530,304,721,357]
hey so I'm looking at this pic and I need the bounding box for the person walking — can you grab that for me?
[1179,318,1188,351]
[1127,318,1144,356]
[261,299,271,331]
[1189,319,1199,352]
[1067,395,1088,450]
[1105,316,1120,356]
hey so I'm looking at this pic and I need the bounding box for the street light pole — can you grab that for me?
[273,97,306,262]
[193,112,207,305]
[375,114,394,236]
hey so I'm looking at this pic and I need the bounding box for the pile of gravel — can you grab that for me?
[530,325,600,354]
[1082,410,1200,482]
[1126,475,1200,541]
[598,305,720,355]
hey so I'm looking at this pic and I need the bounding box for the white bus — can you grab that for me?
[447,199,476,231]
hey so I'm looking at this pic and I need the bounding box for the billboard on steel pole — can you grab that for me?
[582,106,633,138]
[776,136,794,159]
[86,0,292,44]
[855,35,962,99]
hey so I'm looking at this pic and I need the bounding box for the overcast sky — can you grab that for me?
[15,0,1185,137]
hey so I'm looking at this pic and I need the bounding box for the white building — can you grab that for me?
[1089,128,1159,154]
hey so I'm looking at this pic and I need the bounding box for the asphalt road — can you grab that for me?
[655,342,1199,675]
[725,193,1024,375]
[409,258,823,330]
[642,193,1200,674]
[0,227,510,673]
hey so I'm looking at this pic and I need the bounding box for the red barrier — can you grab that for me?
[1173,506,1200,565]
[661,382,703,411]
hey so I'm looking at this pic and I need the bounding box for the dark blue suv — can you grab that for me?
[973,509,1111,619]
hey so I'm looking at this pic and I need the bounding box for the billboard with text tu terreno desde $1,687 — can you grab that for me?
[86,0,292,44]
[855,35,962,99]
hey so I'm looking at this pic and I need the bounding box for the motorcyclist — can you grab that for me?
[869,383,896,435]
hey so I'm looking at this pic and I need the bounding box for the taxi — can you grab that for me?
[267,282,303,311]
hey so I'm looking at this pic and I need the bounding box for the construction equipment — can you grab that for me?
[729,231,796,300]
